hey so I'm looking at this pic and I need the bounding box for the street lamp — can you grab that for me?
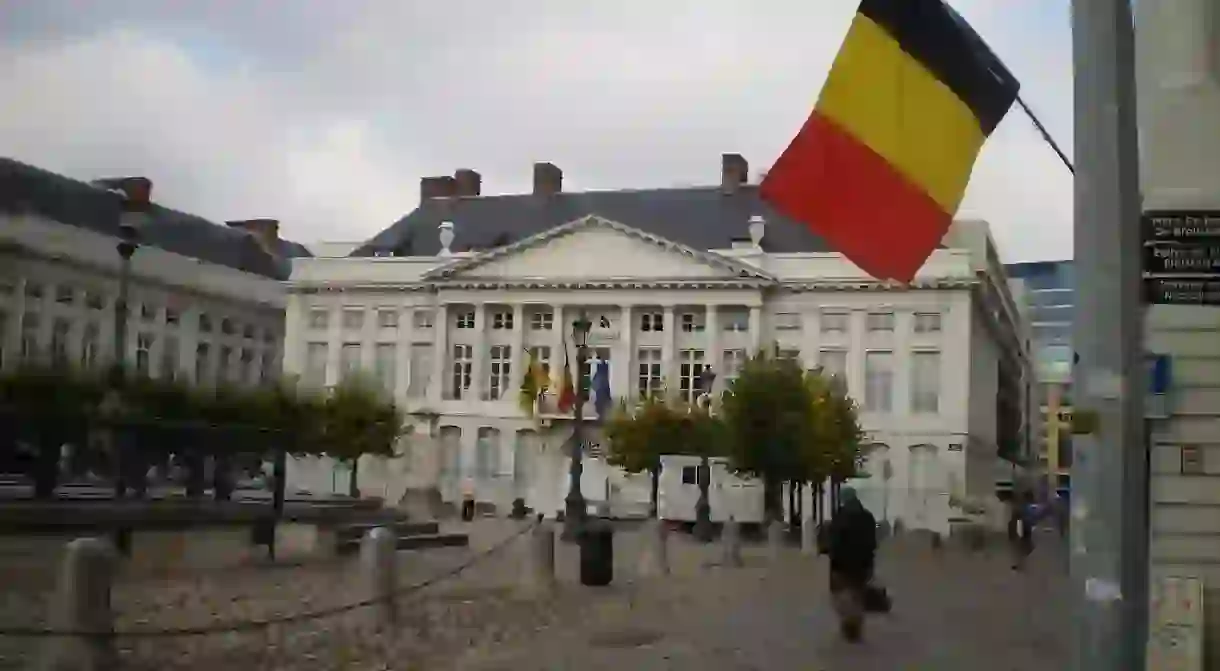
[693,366,716,542]
[561,310,593,542]
[94,177,152,499]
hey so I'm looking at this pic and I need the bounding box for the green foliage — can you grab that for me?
[605,397,725,473]
[804,368,866,482]
[321,374,409,463]
[719,349,814,483]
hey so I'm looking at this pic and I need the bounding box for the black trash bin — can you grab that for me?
[578,522,615,586]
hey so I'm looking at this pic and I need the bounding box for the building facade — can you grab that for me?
[0,158,309,383]
[1006,260,1074,499]
[282,156,1030,533]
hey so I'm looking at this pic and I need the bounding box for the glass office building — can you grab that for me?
[1006,260,1074,499]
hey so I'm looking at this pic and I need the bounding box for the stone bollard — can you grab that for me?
[360,527,397,629]
[638,518,671,576]
[767,520,785,562]
[721,518,743,567]
[800,520,816,556]
[526,519,556,595]
[40,537,117,671]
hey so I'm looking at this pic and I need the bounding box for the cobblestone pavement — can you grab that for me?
[0,518,760,670]
[444,531,1072,670]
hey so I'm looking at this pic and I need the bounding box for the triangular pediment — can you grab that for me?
[424,215,773,282]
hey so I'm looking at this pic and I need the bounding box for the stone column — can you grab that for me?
[705,304,721,392]
[662,305,677,395]
[551,304,566,379]
[614,304,634,401]
[510,303,526,401]
[360,304,377,370]
[428,304,449,403]
[325,297,342,388]
[396,306,414,406]
[470,303,487,400]
[748,305,762,354]
[281,292,304,379]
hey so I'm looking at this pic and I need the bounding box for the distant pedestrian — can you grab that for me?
[826,486,878,643]
[1008,492,1035,571]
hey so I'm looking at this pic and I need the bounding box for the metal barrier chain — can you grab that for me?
[0,520,538,638]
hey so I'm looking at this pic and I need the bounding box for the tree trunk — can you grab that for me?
[348,458,360,498]
[648,466,660,518]
[762,475,783,523]
[787,480,798,529]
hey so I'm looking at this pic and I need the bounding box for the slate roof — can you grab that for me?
[351,185,841,257]
[0,157,312,280]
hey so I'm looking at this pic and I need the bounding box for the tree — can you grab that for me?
[803,368,866,514]
[321,375,409,497]
[605,397,725,517]
[718,350,815,522]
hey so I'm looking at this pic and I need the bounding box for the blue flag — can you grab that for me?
[592,359,612,418]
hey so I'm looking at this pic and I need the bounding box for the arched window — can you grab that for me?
[476,427,501,479]
[438,426,461,478]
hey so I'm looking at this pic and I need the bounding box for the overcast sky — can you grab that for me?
[0,1,1072,263]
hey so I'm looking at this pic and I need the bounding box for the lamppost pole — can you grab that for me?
[562,311,592,542]
[94,177,151,500]
[693,365,716,542]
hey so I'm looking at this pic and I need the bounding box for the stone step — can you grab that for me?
[334,521,439,543]
[334,532,469,556]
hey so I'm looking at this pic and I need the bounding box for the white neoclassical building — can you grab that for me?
[282,156,1031,533]
[0,157,310,383]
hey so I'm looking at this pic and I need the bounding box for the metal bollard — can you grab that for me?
[360,527,397,629]
[527,520,556,595]
[721,518,743,568]
[638,518,670,576]
[40,537,117,671]
[767,519,785,561]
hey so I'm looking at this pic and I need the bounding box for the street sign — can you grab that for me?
[1142,211,1220,305]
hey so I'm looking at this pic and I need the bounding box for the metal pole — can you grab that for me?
[1070,1,1146,669]
[562,338,588,541]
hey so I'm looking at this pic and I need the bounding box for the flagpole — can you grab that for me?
[1015,94,1075,174]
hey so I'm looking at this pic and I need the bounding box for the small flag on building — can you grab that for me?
[518,349,548,415]
[592,359,612,419]
[557,335,577,413]
[760,0,1019,283]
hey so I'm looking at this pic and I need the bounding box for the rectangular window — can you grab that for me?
[866,311,895,332]
[492,310,514,330]
[377,309,399,329]
[340,343,361,379]
[914,312,942,334]
[85,290,105,311]
[260,349,277,382]
[640,312,664,332]
[408,344,433,398]
[637,348,663,398]
[773,312,801,331]
[309,309,329,329]
[678,349,706,404]
[195,343,212,384]
[305,343,328,388]
[221,318,236,336]
[777,348,801,363]
[820,311,849,333]
[136,333,154,376]
[529,310,553,331]
[412,309,434,329]
[342,309,364,330]
[24,282,43,300]
[375,343,397,393]
[680,312,705,333]
[20,312,40,361]
[722,349,747,381]
[239,348,255,384]
[818,349,848,394]
[911,351,941,413]
[242,324,256,340]
[165,307,180,326]
[55,285,75,305]
[162,336,179,380]
[51,317,71,363]
[528,345,552,377]
[488,345,512,400]
[455,311,475,329]
[722,311,749,332]
[141,303,158,322]
[199,313,213,333]
[864,351,894,412]
[218,345,233,382]
[451,344,473,399]
[681,466,698,485]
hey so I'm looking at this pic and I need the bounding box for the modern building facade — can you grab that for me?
[282,155,1031,534]
[0,158,310,383]
[1005,260,1074,500]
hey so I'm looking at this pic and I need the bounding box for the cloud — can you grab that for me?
[0,0,1072,261]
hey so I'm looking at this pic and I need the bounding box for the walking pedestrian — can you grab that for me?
[1008,491,1035,571]
[826,486,878,643]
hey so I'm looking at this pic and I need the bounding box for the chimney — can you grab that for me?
[454,169,482,197]
[420,175,458,202]
[227,218,281,257]
[533,162,563,196]
[721,154,748,194]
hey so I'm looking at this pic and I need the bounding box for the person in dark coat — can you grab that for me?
[827,486,878,642]
[1008,491,1035,571]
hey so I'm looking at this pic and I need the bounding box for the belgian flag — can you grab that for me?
[760,0,1019,283]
